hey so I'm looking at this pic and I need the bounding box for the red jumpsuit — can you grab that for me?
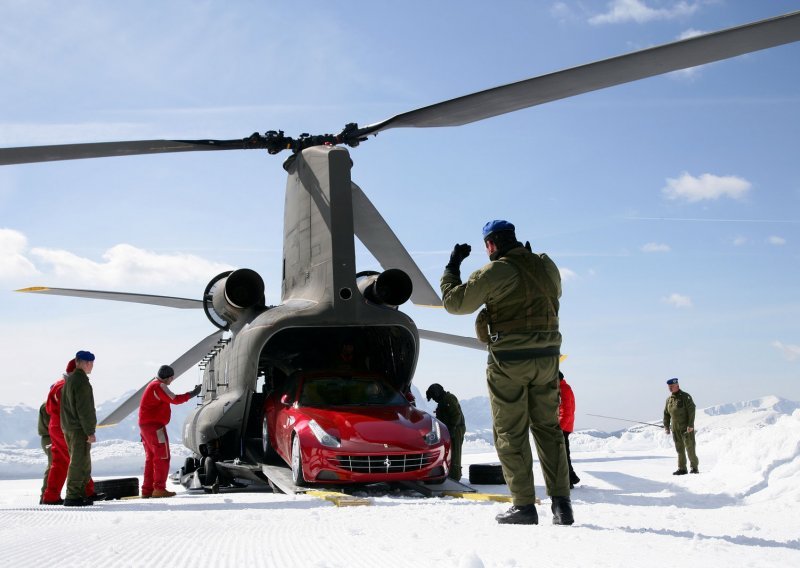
[138,379,193,495]
[42,377,95,503]
[558,377,579,486]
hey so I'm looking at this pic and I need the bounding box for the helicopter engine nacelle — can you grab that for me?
[357,268,413,309]
[203,268,265,329]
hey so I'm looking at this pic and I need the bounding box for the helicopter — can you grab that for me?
[3,10,799,490]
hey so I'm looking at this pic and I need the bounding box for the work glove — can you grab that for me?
[191,384,202,397]
[446,243,472,273]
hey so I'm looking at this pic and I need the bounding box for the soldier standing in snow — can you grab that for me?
[42,358,100,505]
[663,377,699,475]
[426,383,465,481]
[37,401,51,503]
[60,350,99,507]
[440,220,572,526]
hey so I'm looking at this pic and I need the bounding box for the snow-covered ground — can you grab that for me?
[1,396,798,567]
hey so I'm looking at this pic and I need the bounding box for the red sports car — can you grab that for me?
[261,371,451,485]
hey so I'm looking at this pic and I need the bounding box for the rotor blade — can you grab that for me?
[0,139,251,166]
[16,286,202,309]
[98,330,224,427]
[351,182,442,307]
[362,10,800,134]
[418,329,485,351]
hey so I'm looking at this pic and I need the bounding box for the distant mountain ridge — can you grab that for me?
[2,392,797,450]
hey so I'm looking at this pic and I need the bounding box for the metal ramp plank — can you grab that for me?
[261,464,304,495]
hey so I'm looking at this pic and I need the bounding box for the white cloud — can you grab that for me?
[641,242,670,253]
[560,267,577,281]
[662,172,751,202]
[772,341,800,361]
[732,236,748,246]
[662,293,692,308]
[0,228,39,280]
[29,243,234,289]
[589,0,698,25]
[767,236,786,246]
[550,2,569,18]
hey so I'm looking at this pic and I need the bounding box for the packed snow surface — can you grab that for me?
[0,396,798,567]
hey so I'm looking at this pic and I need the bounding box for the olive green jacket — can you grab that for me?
[60,369,97,436]
[663,389,696,430]
[435,391,465,431]
[38,402,50,438]
[440,246,562,352]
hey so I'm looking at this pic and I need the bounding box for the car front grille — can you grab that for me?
[334,453,435,473]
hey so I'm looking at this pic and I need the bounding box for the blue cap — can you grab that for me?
[75,350,95,362]
[482,220,515,240]
[666,378,678,385]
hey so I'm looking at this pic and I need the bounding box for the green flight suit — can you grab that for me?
[435,391,466,480]
[441,246,569,505]
[60,369,97,500]
[38,403,51,498]
[663,389,698,471]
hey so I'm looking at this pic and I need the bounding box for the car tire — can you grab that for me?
[262,415,277,461]
[469,463,506,485]
[291,434,307,486]
[93,477,140,500]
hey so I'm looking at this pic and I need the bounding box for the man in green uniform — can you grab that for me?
[426,383,466,481]
[440,220,573,526]
[663,377,699,475]
[61,350,97,507]
[38,402,52,504]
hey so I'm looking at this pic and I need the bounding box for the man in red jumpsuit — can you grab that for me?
[558,372,581,489]
[41,358,101,505]
[139,365,201,498]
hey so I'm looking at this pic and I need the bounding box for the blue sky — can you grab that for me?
[1,1,798,431]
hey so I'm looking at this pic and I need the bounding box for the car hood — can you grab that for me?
[299,405,433,446]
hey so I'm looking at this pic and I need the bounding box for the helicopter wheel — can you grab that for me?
[201,456,218,488]
[291,435,307,487]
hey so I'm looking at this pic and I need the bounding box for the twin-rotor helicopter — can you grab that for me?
[3,11,798,489]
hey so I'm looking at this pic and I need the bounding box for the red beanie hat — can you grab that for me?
[66,359,76,373]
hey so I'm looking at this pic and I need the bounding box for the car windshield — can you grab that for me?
[298,376,406,407]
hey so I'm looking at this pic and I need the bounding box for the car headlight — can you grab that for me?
[308,419,341,448]
[423,417,441,445]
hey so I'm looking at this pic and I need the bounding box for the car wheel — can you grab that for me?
[262,415,276,461]
[469,463,506,485]
[291,434,307,486]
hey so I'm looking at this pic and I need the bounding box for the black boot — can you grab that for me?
[87,492,106,502]
[551,496,574,525]
[690,467,699,474]
[495,504,538,525]
[673,468,688,475]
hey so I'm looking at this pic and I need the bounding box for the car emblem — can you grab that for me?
[384,457,391,470]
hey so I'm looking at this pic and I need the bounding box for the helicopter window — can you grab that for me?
[298,376,405,407]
